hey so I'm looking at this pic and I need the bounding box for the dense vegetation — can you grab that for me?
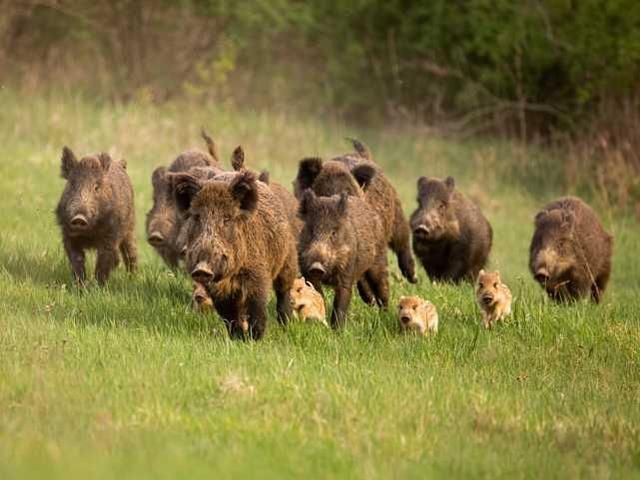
[1,90,639,479]
[3,0,640,132]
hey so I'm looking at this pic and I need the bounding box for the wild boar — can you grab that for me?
[298,190,389,328]
[146,131,221,268]
[529,196,613,302]
[410,176,492,283]
[170,170,298,340]
[56,147,136,284]
[294,139,416,283]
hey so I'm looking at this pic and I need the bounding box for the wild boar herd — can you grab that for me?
[55,133,613,340]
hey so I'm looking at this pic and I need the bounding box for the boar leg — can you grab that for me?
[95,246,120,285]
[331,284,353,329]
[356,278,376,305]
[119,232,138,273]
[64,239,86,285]
[245,294,268,340]
[366,264,389,308]
[273,250,297,325]
[215,298,244,339]
[592,271,610,304]
[391,205,417,283]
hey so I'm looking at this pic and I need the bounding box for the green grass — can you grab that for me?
[1,90,639,479]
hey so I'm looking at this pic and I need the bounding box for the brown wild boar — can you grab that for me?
[289,277,327,326]
[298,190,389,328]
[529,196,613,302]
[294,138,417,284]
[146,131,221,268]
[170,170,298,340]
[410,176,492,283]
[397,296,438,335]
[56,147,137,284]
[475,269,512,329]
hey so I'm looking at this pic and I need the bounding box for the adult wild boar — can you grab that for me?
[56,147,136,284]
[170,170,298,340]
[294,139,416,283]
[410,176,492,282]
[146,131,221,268]
[529,196,613,302]
[298,190,389,328]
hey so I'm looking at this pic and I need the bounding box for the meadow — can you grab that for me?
[0,90,639,479]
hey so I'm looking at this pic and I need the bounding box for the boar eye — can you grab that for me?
[494,283,498,288]
[331,230,338,239]
[192,213,201,223]
[438,202,446,212]
[94,182,100,192]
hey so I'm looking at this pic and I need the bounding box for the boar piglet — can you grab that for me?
[410,176,492,283]
[170,170,298,340]
[298,190,389,328]
[56,147,137,285]
[146,131,221,268]
[529,196,612,302]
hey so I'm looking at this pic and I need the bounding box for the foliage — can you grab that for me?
[1,0,639,132]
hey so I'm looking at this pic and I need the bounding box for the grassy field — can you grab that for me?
[1,90,639,479]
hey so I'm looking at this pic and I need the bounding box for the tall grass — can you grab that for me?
[0,90,639,479]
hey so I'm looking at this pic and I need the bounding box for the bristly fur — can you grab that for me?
[529,196,612,302]
[56,147,137,285]
[294,139,416,283]
[410,175,492,283]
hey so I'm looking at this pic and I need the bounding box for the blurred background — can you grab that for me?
[2,0,639,214]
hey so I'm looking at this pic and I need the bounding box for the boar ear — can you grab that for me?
[231,146,245,171]
[299,189,317,217]
[347,137,371,160]
[297,157,323,191]
[351,164,376,190]
[230,170,258,214]
[445,176,455,191]
[561,210,576,228]
[201,129,219,164]
[417,176,429,198]
[336,192,349,216]
[169,172,203,212]
[60,146,78,179]
[258,170,270,184]
[98,153,112,172]
[151,166,167,188]
[534,210,548,225]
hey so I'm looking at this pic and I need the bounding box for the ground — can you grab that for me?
[1,91,639,479]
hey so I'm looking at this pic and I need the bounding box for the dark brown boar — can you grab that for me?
[410,176,492,283]
[529,196,613,302]
[169,170,298,340]
[294,139,417,284]
[298,190,389,328]
[146,131,221,268]
[56,147,137,285]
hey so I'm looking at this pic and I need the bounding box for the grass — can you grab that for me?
[0,90,639,479]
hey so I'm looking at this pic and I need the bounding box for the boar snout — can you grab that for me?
[413,224,430,237]
[481,293,494,306]
[308,261,326,277]
[534,268,550,284]
[147,231,165,246]
[70,214,89,229]
[400,314,412,325]
[191,262,214,283]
